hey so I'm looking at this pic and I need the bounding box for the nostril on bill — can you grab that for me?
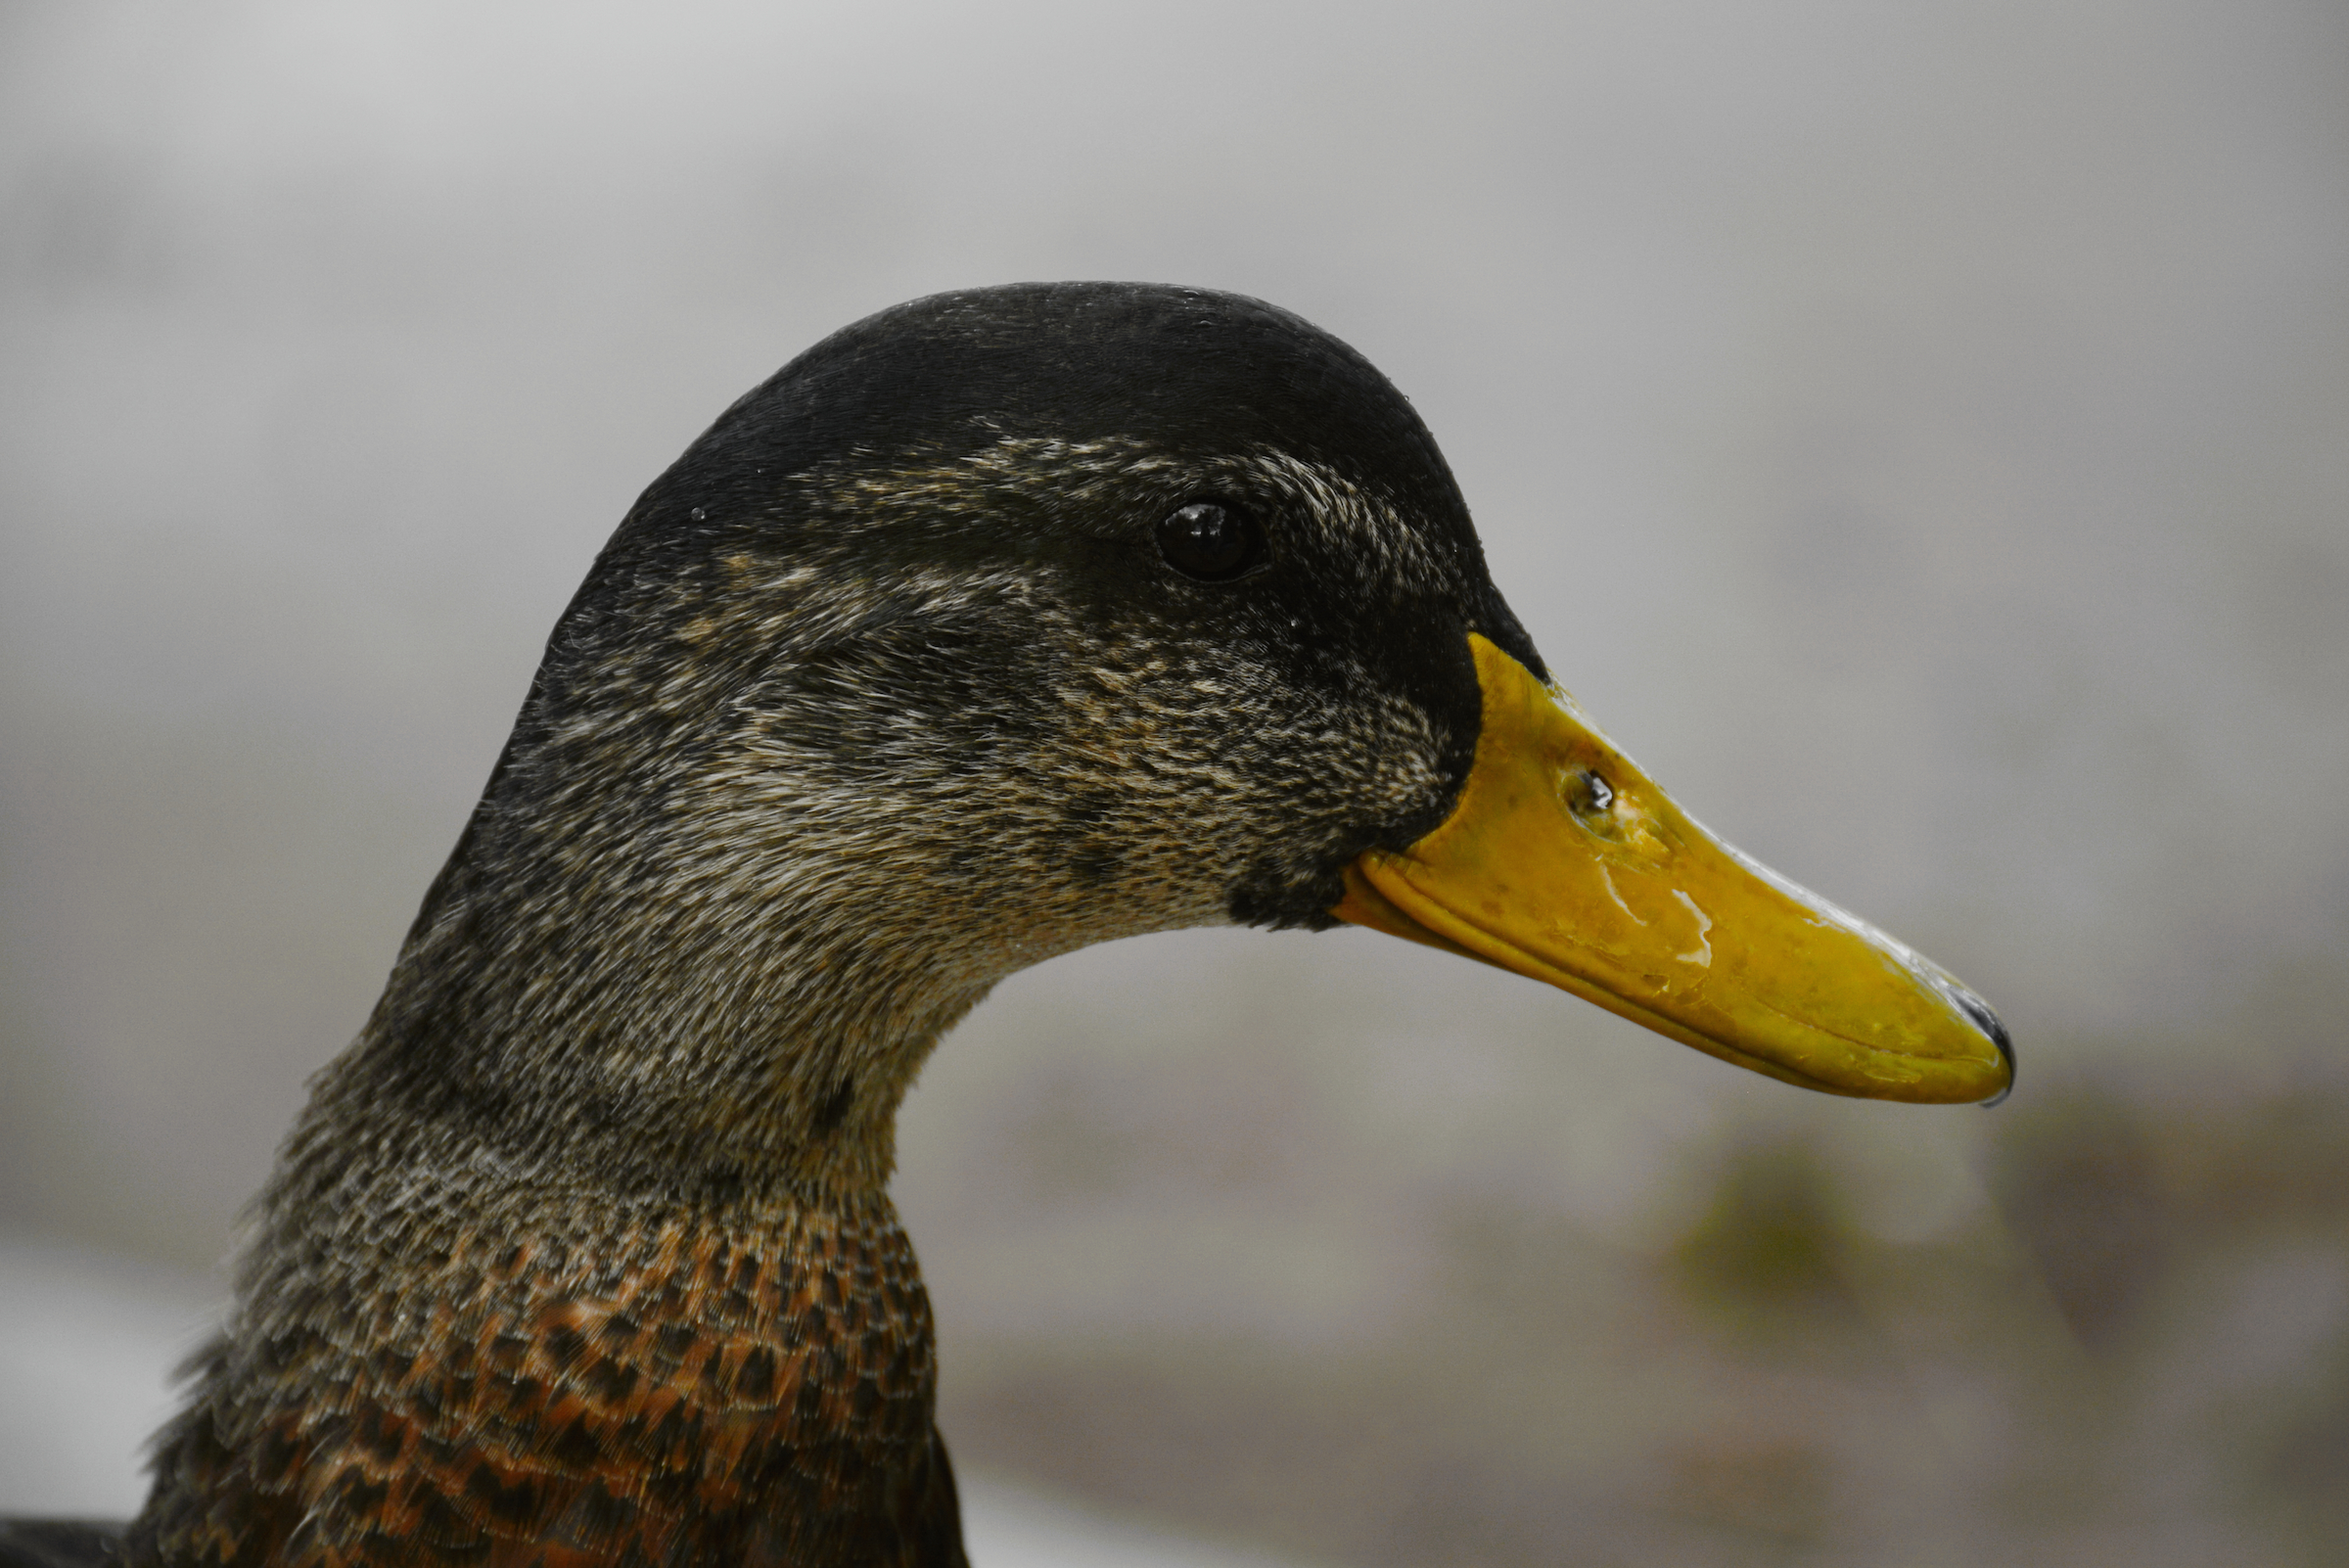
[1952,987,2016,1107]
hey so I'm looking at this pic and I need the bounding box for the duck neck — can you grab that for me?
[297,799,1018,1210]
[139,863,989,1559]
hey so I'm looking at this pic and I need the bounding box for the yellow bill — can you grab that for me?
[1336,634,2013,1105]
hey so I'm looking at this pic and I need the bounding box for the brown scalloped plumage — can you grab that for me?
[135,1195,961,1566]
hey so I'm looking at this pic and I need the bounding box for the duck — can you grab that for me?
[1,282,2012,1568]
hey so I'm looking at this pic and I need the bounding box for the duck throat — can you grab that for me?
[337,794,1013,1201]
[132,1181,967,1567]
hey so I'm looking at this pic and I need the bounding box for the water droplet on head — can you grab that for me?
[1564,767,1615,815]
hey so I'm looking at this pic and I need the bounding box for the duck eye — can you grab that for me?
[1155,500,1266,581]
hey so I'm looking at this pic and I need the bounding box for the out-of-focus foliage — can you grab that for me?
[924,1049,2349,1566]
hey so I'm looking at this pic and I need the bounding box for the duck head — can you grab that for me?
[125,283,2015,1568]
[357,281,2008,1210]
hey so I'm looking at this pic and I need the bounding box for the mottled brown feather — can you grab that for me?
[134,1196,961,1567]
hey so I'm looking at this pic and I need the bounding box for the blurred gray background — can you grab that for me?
[3,1,2346,1564]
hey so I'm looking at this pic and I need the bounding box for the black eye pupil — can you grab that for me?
[1156,501,1262,581]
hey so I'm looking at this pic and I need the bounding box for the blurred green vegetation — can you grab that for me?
[940,1071,2349,1568]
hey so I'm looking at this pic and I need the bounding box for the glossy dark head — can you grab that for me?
[510,284,1541,933]
[348,283,1547,1191]
[618,280,1541,675]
